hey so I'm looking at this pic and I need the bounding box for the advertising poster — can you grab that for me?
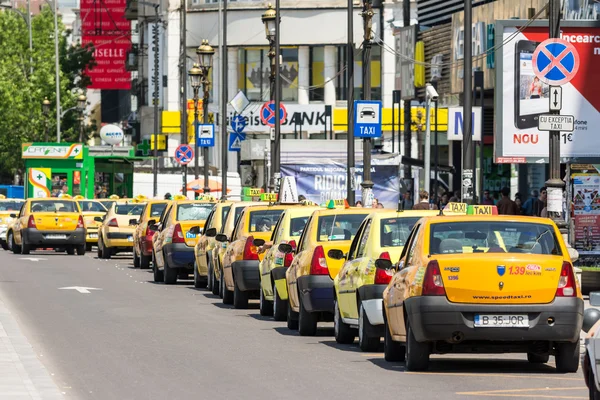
[28,168,51,198]
[280,164,400,207]
[495,21,600,161]
[572,174,600,255]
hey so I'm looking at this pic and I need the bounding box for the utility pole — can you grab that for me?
[461,0,474,204]
[53,0,60,142]
[273,0,281,194]
[221,0,228,199]
[346,0,355,205]
[152,5,160,197]
[402,0,412,185]
[180,0,188,196]
[360,0,374,206]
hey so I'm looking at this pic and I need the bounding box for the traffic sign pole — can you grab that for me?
[360,0,374,207]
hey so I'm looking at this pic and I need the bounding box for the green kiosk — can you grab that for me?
[22,142,146,199]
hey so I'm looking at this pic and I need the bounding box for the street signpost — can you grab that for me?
[174,144,194,165]
[538,115,574,132]
[260,101,287,128]
[549,86,562,111]
[532,38,579,86]
[197,124,215,147]
[231,115,246,134]
[228,133,245,152]
[353,100,382,138]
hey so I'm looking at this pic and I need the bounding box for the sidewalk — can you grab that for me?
[0,297,64,400]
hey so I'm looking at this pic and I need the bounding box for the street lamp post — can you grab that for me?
[360,0,374,206]
[262,3,278,193]
[42,98,50,142]
[189,63,202,183]
[196,40,215,195]
[77,93,86,142]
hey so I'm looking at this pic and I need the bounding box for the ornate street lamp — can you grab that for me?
[196,40,215,195]
[261,4,276,42]
[42,97,51,142]
[77,93,87,142]
[188,63,203,182]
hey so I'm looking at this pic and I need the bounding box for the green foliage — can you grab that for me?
[0,6,95,182]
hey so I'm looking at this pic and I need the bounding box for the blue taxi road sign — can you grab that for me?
[532,38,580,86]
[260,101,287,127]
[231,115,246,134]
[196,124,215,147]
[175,144,193,165]
[229,133,245,152]
[353,100,382,138]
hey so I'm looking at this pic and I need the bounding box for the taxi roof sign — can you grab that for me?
[260,193,278,202]
[441,202,467,215]
[325,199,350,209]
[467,205,498,215]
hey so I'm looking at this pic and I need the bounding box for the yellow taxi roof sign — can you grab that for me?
[109,194,120,199]
[73,195,85,200]
[196,194,215,201]
[325,199,350,209]
[467,205,498,215]
[441,202,467,215]
[172,194,188,201]
[260,193,278,202]
[0,195,5,199]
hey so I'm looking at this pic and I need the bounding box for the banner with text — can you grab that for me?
[572,174,600,258]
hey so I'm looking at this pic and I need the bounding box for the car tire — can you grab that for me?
[66,246,75,255]
[97,237,103,259]
[140,253,151,269]
[589,363,600,400]
[21,236,31,255]
[10,233,21,254]
[212,266,220,296]
[152,252,164,283]
[273,282,287,321]
[194,262,207,289]
[259,285,273,316]
[406,323,430,371]
[358,303,379,352]
[527,352,549,364]
[287,300,299,330]
[233,280,249,309]
[133,250,140,268]
[163,255,177,285]
[221,271,233,305]
[206,259,213,291]
[298,294,317,336]
[76,244,86,256]
[86,243,93,252]
[555,339,579,373]
[383,315,405,362]
[1,242,7,251]
[334,298,355,344]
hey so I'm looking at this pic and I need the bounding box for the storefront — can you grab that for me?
[22,143,146,199]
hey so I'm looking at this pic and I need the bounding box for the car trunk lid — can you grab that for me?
[33,212,81,231]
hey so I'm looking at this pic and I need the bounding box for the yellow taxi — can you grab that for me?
[280,204,373,335]
[0,198,24,250]
[216,203,290,308]
[132,200,169,269]
[381,208,583,372]
[7,198,86,255]
[152,199,215,284]
[192,200,234,291]
[332,209,439,350]
[97,200,146,259]
[257,205,320,319]
[76,199,108,251]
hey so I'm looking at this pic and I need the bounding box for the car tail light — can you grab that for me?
[144,226,155,240]
[284,240,297,267]
[556,261,576,297]
[172,223,185,244]
[243,236,259,260]
[77,215,84,229]
[27,215,36,229]
[107,218,118,227]
[310,245,328,275]
[422,260,445,296]
[379,251,391,261]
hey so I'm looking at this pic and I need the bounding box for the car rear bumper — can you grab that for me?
[105,232,134,248]
[23,228,86,246]
[297,275,334,313]
[164,244,195,269]
[358,284,387,326]
[86,227,99,243]
[405,296,584,343]
[232,260,260,291]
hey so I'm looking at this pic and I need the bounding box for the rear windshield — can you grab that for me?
[99,200,116,210]
[249,209,285,233]
[150,203,167,218]
[78,201,107,213]
[290,216,309,237]
[31,201,76,213]
[0,201,23,211]
[115,204,144,216]
[317,213,368,242]
[177,203,213,221]
[429,221,561,255]
[221,206,231,223]
[380,217,421,247]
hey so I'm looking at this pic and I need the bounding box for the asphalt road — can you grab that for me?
[0,249,588,400]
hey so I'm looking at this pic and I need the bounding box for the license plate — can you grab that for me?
[474,314,528,328]
[128,236,134,242]
[88,233,98,239]
[45,234,67,240]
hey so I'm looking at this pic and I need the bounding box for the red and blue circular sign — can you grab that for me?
[260,101,287,127]
[174,144,193,165]
[532,38,580,86]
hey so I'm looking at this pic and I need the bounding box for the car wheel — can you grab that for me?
[222,272,234,305]
[212,265,220,296]
[66,246,75,255]
[259,285,273,316]
[233,280,249,309]
[589,363,600,400]
[194,262,207,289]
[406,323,430,371]
[527,352,549,364]
[86,243,93,252]
[287,299,299,330]
[358,303,379,352]
[163,254,178,285]
[298,294,317,336]
[334,298,355,344]
[10,233,21,254]
[555,339,579,373]
[1,242,7,251]
[21,236,31,255]
[100,238,111,259]
[76,244,86,256]
[273,282,287,321]
[152,252,164,283]
[206,260,213,291]
[133,249,140,268]
[140,252,151,269]
[97,237,104,259]
[383,315,405,362]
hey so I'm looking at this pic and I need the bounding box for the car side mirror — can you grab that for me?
[253,238,265,247]
[189,226,201,235]
[205,227,217,237]
[129,218,139,226]
[215,234,228,243]
[148,219,156,226]
[148,224,159,232]
[375,258,393,271]
[9,213,17,218]
[327,249,346,260]
[94,216,103,222]
[583,308,600,333]
[278,243,293,254]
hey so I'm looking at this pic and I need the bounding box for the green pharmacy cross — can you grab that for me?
[137,139,151,156]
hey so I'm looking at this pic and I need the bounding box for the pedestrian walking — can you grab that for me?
[523,189,539,216]
[496,187,520,215]
[401,191,413,210]
[413,190,438,210]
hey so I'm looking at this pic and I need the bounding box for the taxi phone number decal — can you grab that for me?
[508,264,542,275]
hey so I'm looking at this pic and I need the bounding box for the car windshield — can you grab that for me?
[249,209,285,233]
[31,201,76,213]
[115,204,144,216]
[317,213,368,242]
[177,203,213,221]
[77,201,107,213]
[150,203,167,217]
[289,216,309,237]
[380,217,421,247]
[0,201,24,211]
[429,221,562,255]
[99,200,116,210]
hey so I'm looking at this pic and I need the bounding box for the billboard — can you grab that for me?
[81,0,131,90]
[495,20,600,162]
[572,174,600,260]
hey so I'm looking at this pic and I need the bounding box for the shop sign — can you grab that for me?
[22,143,83,159]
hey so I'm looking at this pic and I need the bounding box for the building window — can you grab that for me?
[336,45,382,101]
[238,47,298,102]
[310,46,324,101]
[280,48,298,102]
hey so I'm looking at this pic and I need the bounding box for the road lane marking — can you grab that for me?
[457,386,587,398]
[19,257,47,262]
[59,286,102,294]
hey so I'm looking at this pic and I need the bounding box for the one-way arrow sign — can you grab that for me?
[59,286,102,294]
[549,86,562,111]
